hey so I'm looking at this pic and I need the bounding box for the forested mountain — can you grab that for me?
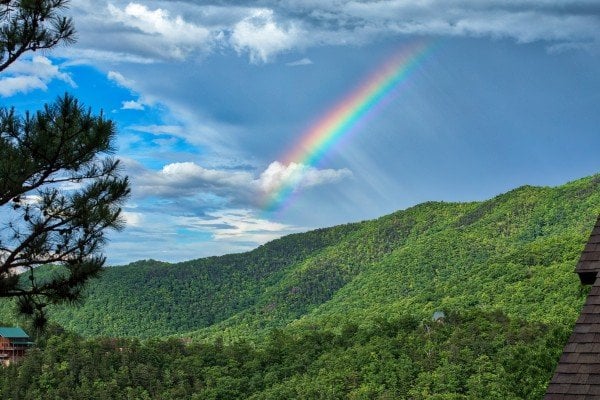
[0,174,599,399]
[8,223,362,337]
[10,173,597,340]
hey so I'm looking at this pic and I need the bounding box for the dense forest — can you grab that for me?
[0,311,566,399]
[0,174,599,398]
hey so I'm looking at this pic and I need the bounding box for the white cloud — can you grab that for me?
[0,56,75,97]
[122,211,144,227]
[108,70,135,89]
[61,48,158,65]
[19,195,42,206]
[258,161,352,193]
[131,160,352,208]
[64,1,600,70]
[0,76,47,97]
[286,57,313,66]
[106,207,303,264]
[107,70,152,111]
[121,100,145,110]
[176,209,297,242]
[3,56,75,85]
[107,2,213,60]
[159,161,254,190]
[230,9,303,63]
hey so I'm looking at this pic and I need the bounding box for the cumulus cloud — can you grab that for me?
[0,76,47,97]
[258,161,352,193]
[65,0,600,67]
[146,161,254,194]
[108,2,209,41]
[106,2,213,60]
[0,56,75,97]
[230,9,303,63]
[131,160,352,208]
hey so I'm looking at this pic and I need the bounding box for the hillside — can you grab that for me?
[31,223,361,337]
[0,174,599,399]
[1,175,598,342]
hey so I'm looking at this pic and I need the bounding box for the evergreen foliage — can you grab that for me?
[0,311,570,399]
[0,0,75,72]
[0,0,130,326]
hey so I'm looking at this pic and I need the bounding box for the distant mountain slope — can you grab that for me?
[1,174,598,341]
[42,223,361,337]
[192,176,599,340]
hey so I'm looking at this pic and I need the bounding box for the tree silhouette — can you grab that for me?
[0,0,75,72]
[0,0,130,327]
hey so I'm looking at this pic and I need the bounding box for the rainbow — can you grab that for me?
[263,40,434,212]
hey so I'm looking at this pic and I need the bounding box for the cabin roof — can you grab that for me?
[545,276,600,399]
[0,327,30,339]
[576,215,600,284]
[545,215,600,399]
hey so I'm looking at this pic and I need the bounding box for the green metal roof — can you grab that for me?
[0,327,30,339]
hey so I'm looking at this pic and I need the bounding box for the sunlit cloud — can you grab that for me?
[131,160,352,208]
[0,56,75,97]
[258,161,352,194]
[230,9,303,63]
[121,211,144,227]
[107,2,213,60]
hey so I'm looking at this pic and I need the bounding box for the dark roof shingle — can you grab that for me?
[545,215,600,399]
[576,216,600,282]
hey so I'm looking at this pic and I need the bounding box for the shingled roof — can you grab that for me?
[545,215,600,399]
[576,216,600,285]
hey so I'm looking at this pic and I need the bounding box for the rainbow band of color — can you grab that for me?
[263,40,434,212]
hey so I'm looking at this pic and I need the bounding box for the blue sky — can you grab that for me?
[1,0,600,264]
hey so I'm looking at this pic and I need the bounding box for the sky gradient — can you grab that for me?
[1,0,600,264]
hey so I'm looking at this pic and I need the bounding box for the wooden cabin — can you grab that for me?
[545,215,600,399]
[0,327,34,366]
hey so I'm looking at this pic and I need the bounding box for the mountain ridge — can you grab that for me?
[0,174,598,342]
